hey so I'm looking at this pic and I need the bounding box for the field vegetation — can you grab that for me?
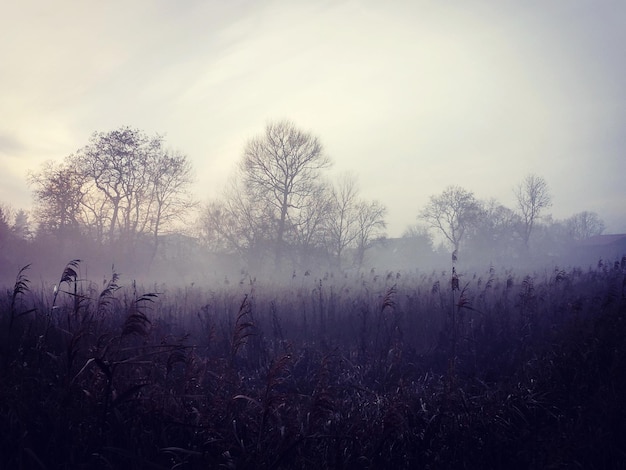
[1,256,625,469]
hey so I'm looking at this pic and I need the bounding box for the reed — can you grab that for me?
[0,257,624,468]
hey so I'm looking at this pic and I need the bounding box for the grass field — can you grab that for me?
[1,258,625,469]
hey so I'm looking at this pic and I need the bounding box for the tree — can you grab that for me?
[0,206,12,275]
[465,199,522,262]
[29,127,195,266]
[239,120,331,268]
[322,173,388,270]
[199,178,276,269]
[565,211,605,241]
[76,127,195,251]
[0,206,10,249]
[74,127,157,249]
[326,173,361,269]
[29,160,84,240]
[145,150,196,260]
[353,200,387,268]
[11,209,31,241]
[286,181,333,266]
[514,174,552,248]
[402,223,432,241]
[394,224,436,267]
[419,185,481,254]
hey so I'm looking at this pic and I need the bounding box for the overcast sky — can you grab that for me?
[1,0,625,236]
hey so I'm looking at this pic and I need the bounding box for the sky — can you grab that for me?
[1,0,625,237]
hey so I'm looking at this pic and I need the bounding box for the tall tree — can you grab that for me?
[419,185,481,254]
[514,174,552,248]
[239,120,331,267]
[30,127,195,262]
[74,127,155,248]
[75,127,195,251]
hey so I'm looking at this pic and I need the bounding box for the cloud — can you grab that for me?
[0,132,25,156]
[1,0,625,235]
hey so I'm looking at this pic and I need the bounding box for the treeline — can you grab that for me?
[1,127,196,280]
[0,121,608,281]
[198,120,387,274]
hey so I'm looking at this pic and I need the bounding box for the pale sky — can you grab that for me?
[1,0,625,236]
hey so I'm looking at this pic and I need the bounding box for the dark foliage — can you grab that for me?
[1,259,625,469]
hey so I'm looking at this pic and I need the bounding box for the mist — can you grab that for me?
[2,2,626,467]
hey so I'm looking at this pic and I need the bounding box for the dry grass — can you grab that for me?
[0,258,625,468]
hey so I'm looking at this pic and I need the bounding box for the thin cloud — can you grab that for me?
[1,0,624,234]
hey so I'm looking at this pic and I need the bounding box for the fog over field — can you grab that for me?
[1,3,626,462]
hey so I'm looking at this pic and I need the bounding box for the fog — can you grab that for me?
[1,2,625,288]
[1,225,623,293]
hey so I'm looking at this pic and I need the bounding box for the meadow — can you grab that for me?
[1,257,625,469]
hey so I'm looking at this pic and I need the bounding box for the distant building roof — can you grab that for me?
[575,234,626,247]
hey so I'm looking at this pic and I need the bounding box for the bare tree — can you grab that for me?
[565,211,605,241]
[323,174,387,269]
[239,120,331,268]
[30,127,195,264]
[200,177,277,270]
[287,181,333,262]
[402,223,432,240]
[28,160,84,239]
[326,173,361,269]
[514,174,552,248]
[419,185,481,253]
[74,127,195,254]
[74,127,154,248]
[465,199,522,262]
[200,200,239,254]
[146,150,196,260]
[353,200,387,268]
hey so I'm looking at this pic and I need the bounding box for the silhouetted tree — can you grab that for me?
[322,173,388,270]
[0,205,33,273]
[465,199,522,263]
[200,178,276,270]
[419,185,481,254]
[326,173,361,269]
[397,223,437,267]
[0,206,10,249]
[74,127,156,249]
[287,181,333,266]
[11,210,31,241]
[402,223,432,241]
[514,174,552,248]
[239,120,331,268]
[0,206,11,275]
[145,150,196,261]
[565,211,605,241]
[353,200,387,268]
[29,160,84,240]
[29,127,195,268]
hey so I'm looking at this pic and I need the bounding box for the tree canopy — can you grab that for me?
[28,126,195,267]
